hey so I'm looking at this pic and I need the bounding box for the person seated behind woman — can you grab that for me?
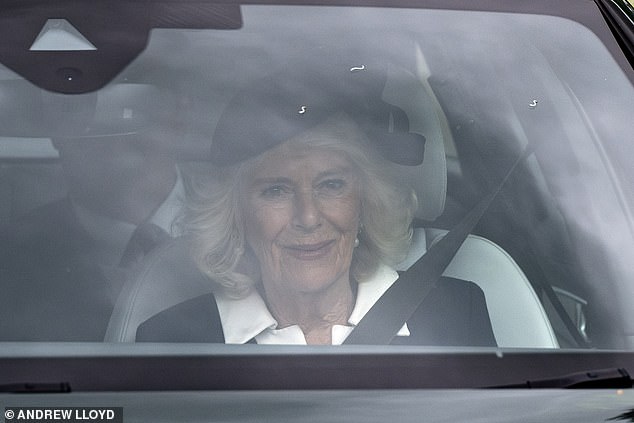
[136,66,496,345]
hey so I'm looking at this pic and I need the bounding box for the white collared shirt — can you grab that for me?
[215,263,410,345]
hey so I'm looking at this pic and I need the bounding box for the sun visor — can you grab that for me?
[0,80,172,138]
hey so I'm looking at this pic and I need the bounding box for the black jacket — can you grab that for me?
[137,277,497,346]
[0,198,124,341]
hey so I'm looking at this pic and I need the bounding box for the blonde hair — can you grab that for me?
[183,115,418,298]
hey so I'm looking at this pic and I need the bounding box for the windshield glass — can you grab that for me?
[1,4,634,352]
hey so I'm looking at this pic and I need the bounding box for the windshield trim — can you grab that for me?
[2,345,634,390]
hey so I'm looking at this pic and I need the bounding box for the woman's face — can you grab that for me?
[243,142,361,296]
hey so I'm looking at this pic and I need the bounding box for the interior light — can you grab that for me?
[29,19,97,51]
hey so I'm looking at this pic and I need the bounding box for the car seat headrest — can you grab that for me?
[382,64,447,221]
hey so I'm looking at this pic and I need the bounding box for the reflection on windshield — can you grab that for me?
[1,5,634,350]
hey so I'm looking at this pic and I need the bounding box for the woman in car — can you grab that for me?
[135,65,496,345]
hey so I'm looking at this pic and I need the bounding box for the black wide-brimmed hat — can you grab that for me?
[209,59,425,166]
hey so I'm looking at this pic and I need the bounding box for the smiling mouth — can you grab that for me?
[283,240,335,260]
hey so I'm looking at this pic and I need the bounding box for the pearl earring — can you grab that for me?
[354,224,362,248]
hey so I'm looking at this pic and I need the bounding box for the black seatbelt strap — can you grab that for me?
[344,147,532,345]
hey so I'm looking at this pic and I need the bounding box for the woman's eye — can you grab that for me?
[260,185,290,198]
[318,179,346,192]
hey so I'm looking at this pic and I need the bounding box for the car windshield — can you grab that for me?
[1,2,634,360]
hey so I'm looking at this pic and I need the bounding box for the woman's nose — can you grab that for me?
[292,190,321,231]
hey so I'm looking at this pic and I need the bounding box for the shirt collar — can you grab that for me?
[148,166,185,236]
[215,263,409,344]
[215,288,278,344]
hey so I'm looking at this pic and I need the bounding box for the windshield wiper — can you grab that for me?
[0,382,71,393]
[594,0,634,71]
[489,368,633,389]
